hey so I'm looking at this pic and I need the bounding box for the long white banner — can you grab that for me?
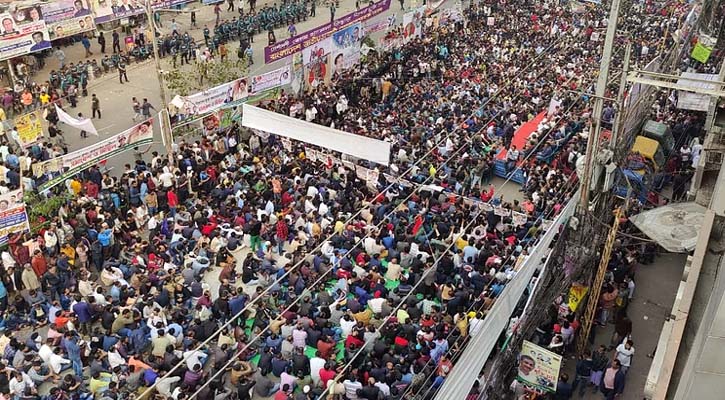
[250,66,292,94]
[242,104,391,166]
[37,118,154,191]
[174,77,249,116]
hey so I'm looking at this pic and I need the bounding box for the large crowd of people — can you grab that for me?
[0,0,705,400]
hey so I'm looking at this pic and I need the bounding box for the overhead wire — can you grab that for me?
[183,21,581,400]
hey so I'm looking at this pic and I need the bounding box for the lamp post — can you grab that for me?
[144,0,175,166]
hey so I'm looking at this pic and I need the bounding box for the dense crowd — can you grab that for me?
[0,0,703,400]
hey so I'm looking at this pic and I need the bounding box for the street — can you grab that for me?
[33,0,408,174]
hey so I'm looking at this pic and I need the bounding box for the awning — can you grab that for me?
[629,202,708,253]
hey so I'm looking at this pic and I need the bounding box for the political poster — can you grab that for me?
[567,284,588,312]
[0,10,51,61]
[264,0,391,63]
[518,340,562,393]
[512,211,528,226]
[494,206,511,217]
[290,52,304,95]
[330,22,362,78]
[14,111,43,147]
[41,0,95,40]
[250,66,292,94]
[38,119,154,191]
[332,46,361,77]
[363,19,388,34]
[691,42,712,63]
[331,22,363,49]
[91,0,194,24]
[32,157,63,177]
[302,37,333,65]
[176,77,249,116]
[0,189,30,246]
[402,6,427,42]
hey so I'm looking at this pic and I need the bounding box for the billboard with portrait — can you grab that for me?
[91,0,194,24]
[0,9,51,61]
[41,0,95,40]
[176,77,249,116]
[517,340,562,393]
[0,189,30,246]
[38,118,154,192]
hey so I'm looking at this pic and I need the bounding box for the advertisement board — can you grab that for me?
[176,77,249,115]
[517,340,562,393]
[250,66,292,94]
[14,111,43,147]
[264,0,391,63]
[0,189,30,246]
[38,118,154,191]
[0,13,50,60]
[41,0,95,40]
[91,0,194,24]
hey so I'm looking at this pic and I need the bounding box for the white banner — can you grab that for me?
[243,104,391,166]
[55,104,98,136]
[37,119,154,191]
[250,66,292,94]
[176,77,249,115]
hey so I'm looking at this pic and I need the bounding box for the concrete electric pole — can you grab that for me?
[144,0,175,166]
[579,0,621,209]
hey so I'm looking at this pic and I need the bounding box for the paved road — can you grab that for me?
[561,252,687,400]
[28,0,410,176]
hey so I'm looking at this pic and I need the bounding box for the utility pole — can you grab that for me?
[611,43,631,148]
[579,0,621,208]
[144,0,175,166]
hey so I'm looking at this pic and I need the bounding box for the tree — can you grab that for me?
[163,58,249,96]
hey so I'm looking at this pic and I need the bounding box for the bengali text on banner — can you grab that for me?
[250,66,292,94]
[0,8,51,61]
[0,189,30,245]
[41,0,95,40]
[37,118,154,191]
[263,0,391,63]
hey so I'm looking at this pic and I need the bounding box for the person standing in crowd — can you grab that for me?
[118,60,128,84]
[81,35,93,57]
[141,98,155,119]
[54,48,66,68]
[97,31,106,54]
[590,345,609,391]
[91,94,101,119]
[112,30,120,53]
[600,359,626,400]
[131,97,142,122]
[614,339,635,374]
[214,3,221,26]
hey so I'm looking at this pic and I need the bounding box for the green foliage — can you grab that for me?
[24,191,72,234]
[164,58,250,97]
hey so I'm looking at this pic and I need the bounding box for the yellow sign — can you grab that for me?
[518,340,562,393]
[14,111,43,147]
[691,42,712,63]
[568,285,589,312]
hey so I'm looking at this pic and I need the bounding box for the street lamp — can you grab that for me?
[144,0,175,166]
